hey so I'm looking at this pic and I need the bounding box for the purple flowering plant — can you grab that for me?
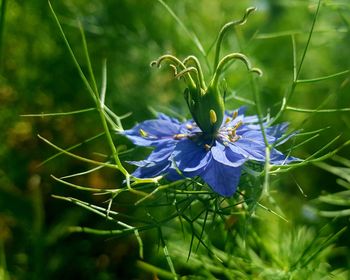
[122,7,298,197]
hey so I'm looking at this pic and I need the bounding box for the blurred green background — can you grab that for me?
[0,0,349,279]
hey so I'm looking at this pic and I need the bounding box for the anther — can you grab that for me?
[173,134,187,140]
[209,109,217,125]
[234,120,243,129]
[232,111,238,120]
[139,129,148,138]
[225,117,231,124]
[204,144,211,151]
[186,124,193,130]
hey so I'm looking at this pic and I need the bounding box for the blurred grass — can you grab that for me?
[0,0,349,279]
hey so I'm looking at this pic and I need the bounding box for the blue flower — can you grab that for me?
[123,108,298,197]
[122,9,300,196]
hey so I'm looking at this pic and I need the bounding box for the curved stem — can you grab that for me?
[213,7,256,70]
[175,66,202,94]
[212,53,262,85]
[183,55,206,89]
[151,54,196,89]
[169,63,178,76]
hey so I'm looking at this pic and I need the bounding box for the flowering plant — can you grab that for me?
[123,8,298,196]
[27,2,349,278]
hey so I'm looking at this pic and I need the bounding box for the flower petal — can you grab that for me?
[233,136,266,162]
[270,148,300,165]
[157,112,181,124]
[172,139,211,174]
[211,141,247,167]
[132,160,170,178]
[127,142,175,167]
[200,159,242,197]
[123,119,181,146]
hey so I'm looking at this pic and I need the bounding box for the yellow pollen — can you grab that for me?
[225,117,231,124]
[173,134,187,140]
[186,124,193,130]
[209,109,217,125]
[232,111,238,120]
[234,120,243,129]
[139,129,148,137]
[204,144,211,151]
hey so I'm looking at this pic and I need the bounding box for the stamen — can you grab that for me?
[225,117,231,124]
[204,144,211,151]
[173,134,187,140]
[209,109,217,125]
[226,120,243,142]
[229,135,240,143]
[139,129,148,138]
[234,120,243,129]
[186,124,193,130]
[232,111,238,120]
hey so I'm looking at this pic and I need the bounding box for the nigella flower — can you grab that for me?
[123,108,297,197]
[121,7,298,196]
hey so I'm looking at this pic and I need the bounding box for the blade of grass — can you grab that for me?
[157,0,207,65]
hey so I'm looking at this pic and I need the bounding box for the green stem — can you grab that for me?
[0,240,9,280]
[0,0,7,70]
[137,260,177,280]
[273,0,322,123]
[78,22,128,177]
[31,182,44,280]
